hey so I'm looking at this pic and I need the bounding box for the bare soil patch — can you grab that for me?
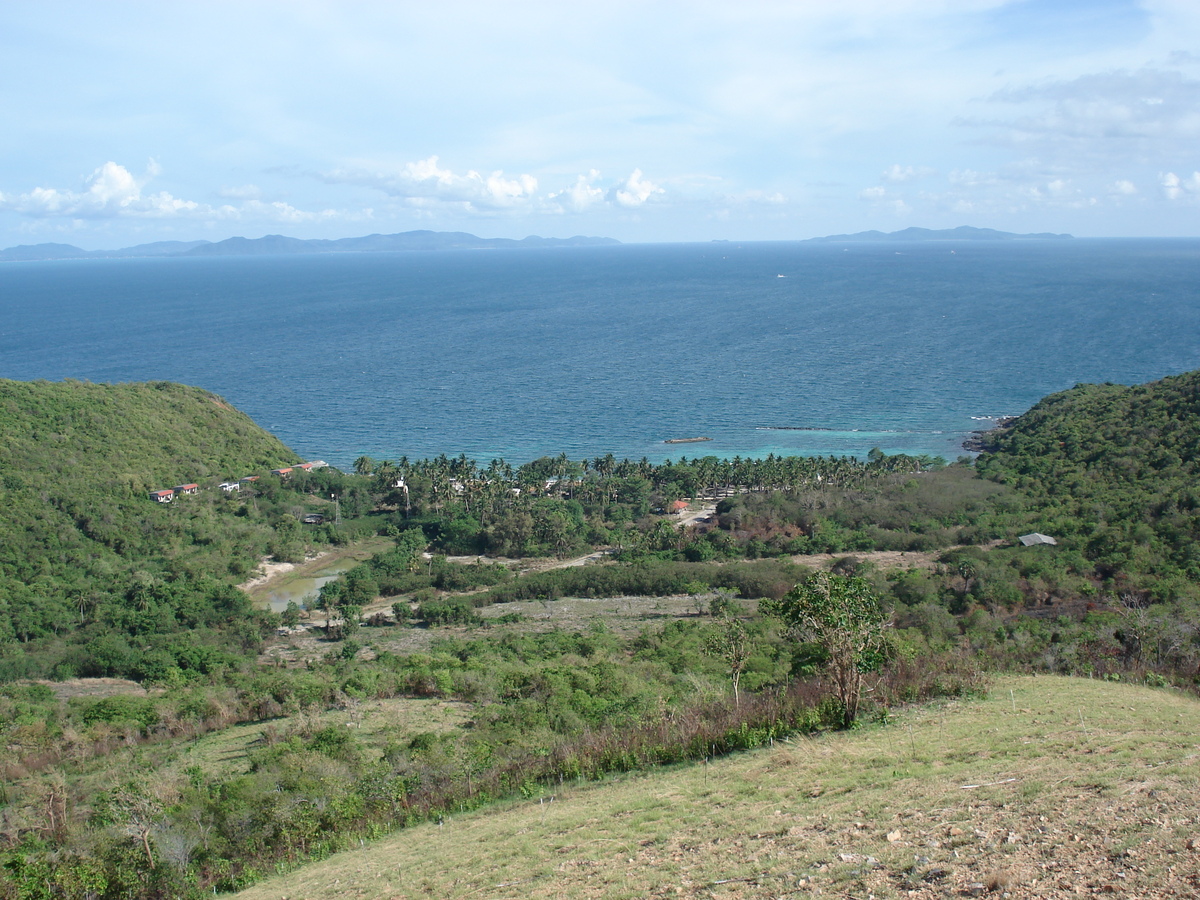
[791,548,944,571]
[33,677,150,700]
[791,540,1004,572]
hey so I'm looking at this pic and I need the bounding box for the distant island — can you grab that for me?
[0,230,621,262]
[0,225,1080,261]
[806,225,1073,242]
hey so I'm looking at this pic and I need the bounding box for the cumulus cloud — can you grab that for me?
[609,169,664,207]
[0,161,199,219]
[0,162,365,227]
[1161,171,1200,200]
[323,156,538,211]
[548,170,605,212]
[326,159,672,215]
[1111,179,1138,195]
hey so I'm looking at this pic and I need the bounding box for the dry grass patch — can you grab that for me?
[261,595,727,665]
[236,675,1200,899]
[170,698,472,778]
[33,677,151,700]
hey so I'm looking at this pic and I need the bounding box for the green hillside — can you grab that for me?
[0,379,320,679]
[977,369,1200,589]
[6,372,1200,899]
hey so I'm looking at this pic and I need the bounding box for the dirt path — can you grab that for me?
[436,549,613,573]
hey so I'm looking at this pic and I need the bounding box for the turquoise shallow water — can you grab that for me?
[1,238,1198,467]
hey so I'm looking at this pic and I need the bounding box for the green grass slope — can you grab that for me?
[0,379,305,678]
[237,676,1200,899]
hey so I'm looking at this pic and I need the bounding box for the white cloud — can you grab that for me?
[0,162,365,227]
[1161,170,1200,199]
[980,69,1200,157]
[326,158,676,214]
[324,156,539,211]
[609,169,664,207]
[0,161,200,219]
[326,159,673,214]
[857,184,909,213]
[239,200,344,223]
[549,169,605,212]
[882,164,935,182]
[1111,179,1138,195]
[948,169,999,187]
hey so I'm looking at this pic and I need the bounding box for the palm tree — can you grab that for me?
[375,459,398,488]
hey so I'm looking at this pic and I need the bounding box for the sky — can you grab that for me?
[2,0,1199,248]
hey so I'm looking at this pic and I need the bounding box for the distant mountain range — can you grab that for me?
[1,225,1077,261]
[806,225,1073,242]
[0,230,621,262]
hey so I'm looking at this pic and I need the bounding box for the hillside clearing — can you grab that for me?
[236,676,1200,899]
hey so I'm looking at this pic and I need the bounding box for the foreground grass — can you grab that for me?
[236,675,1200,899]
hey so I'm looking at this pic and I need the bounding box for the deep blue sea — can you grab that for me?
[1,239,1198,469]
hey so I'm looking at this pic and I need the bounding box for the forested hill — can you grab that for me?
[976,369,1200,582]
[0,380,312,677]
[0,379,298,488]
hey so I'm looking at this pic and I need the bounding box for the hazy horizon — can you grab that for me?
[3,2,1199,249]
[14,226,1200,257]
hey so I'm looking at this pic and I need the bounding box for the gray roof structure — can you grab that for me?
[1018,532,1058,547]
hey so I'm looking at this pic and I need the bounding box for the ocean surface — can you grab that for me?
[1,238,1198,469]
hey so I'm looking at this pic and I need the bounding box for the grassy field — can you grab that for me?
[236,675,1200,899]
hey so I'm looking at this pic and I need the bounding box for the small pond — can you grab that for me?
[261,561,357,612]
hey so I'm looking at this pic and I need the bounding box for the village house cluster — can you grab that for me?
[149,461,327,503]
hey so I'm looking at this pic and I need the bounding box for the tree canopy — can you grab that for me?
[762,573,888,727]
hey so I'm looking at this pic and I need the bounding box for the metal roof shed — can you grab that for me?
[1019,532,1058,546]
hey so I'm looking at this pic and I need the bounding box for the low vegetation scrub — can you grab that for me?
[7,370,1200,897]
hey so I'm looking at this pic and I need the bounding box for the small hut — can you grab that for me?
[1019,532,1058,547]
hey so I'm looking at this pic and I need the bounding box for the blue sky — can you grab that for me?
[2,0,1198,248]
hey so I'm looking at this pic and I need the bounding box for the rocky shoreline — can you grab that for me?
[961,416,1016,453]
